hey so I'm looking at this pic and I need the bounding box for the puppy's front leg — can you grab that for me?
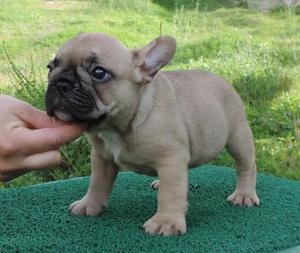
[69,148,118,216]
[144,157,188,236]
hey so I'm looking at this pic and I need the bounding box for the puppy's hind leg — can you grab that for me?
[226,123,260,207]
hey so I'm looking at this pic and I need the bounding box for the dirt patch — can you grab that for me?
[0,73,11,87]
[43,0,70,10]
[43,0,73,10]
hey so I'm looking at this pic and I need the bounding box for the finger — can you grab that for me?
[3,95,60,128]
[0,170,28,182]
[4,95,85,129]
[16,104,85,129]
[12,124,84,154]
[22,150,61,170]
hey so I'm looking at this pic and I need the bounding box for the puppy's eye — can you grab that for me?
[91,66,111,82]
[47,64,53,73]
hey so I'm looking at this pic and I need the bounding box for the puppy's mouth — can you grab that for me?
[45,74,111,125]
[46,95,108,124]
[53,108,73,122]
[50,107,108,124]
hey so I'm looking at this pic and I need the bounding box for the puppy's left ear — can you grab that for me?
[132,36,176,83]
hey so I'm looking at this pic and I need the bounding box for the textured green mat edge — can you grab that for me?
[278,245,300,253]
[0,165,299,253]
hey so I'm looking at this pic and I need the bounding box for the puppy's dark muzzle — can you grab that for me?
[56,78,73,95]
[45,77,75,117]
[45,76,100,122]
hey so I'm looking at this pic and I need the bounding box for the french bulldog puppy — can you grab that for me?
[45,33,259,236]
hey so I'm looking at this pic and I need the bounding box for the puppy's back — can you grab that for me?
[160,70,247,165]
[162,70,239,105]
[162,70,245,122]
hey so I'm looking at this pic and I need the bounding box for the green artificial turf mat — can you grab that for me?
[0,165,299,253]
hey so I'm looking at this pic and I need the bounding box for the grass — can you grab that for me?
[0,0,299,188]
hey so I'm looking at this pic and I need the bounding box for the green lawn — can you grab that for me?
[0,0,299,188]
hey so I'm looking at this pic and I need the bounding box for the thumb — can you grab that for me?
[10,96,84,129]
[18,105,82,129]
[13,123,85,154]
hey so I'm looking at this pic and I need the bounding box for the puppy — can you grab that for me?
[45,33,259,236]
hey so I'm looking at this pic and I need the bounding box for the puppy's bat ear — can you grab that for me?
[132,36,176,84]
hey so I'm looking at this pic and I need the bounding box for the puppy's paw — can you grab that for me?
[227,189,260,207]
[69,195,107,216]
[150,180,159,190]
[143,213,186,236]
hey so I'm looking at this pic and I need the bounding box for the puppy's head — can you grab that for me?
[45,32,176,127]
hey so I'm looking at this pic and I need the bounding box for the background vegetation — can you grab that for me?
[0,0,299,188]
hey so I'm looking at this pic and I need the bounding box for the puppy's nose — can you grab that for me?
[56,78,73,94]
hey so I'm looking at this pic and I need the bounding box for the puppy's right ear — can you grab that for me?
[132,36,176,84]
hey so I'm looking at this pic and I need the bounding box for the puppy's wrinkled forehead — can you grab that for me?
[55,33,132,74]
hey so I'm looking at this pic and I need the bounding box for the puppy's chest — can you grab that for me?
[97,129,152,174]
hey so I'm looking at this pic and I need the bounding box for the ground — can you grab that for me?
[0,0,299,187]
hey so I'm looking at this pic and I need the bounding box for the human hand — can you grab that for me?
[0,95,86,182]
